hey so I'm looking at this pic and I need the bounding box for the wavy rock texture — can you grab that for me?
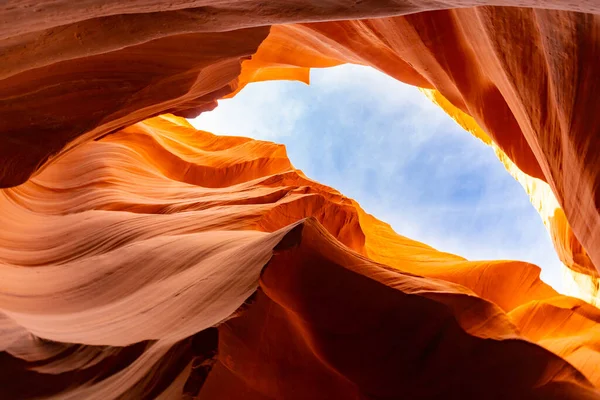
[2,1,600,399]
[0,115,599,399]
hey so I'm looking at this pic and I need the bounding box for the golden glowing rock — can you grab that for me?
[421,88,600,306]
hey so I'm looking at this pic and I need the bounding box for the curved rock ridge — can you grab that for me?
[0,115,599,398]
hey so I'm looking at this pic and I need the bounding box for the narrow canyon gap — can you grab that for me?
[191,64,567,292]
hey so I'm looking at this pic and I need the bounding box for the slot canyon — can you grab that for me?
[1,1,600,399]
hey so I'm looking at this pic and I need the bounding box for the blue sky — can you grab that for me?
[190,64,564,291]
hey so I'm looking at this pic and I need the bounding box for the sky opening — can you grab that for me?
[189,64,564,292]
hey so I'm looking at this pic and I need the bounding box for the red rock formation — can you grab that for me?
[0,115,598,398]
[1,1,600,399]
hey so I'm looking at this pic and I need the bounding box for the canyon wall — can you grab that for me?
[1,115,599,398]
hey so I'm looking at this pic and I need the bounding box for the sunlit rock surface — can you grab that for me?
[1,1,600,398]
[0,115,598,398]
[420,88,600,306]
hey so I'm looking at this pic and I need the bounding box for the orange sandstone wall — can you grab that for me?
[0,115,598,398]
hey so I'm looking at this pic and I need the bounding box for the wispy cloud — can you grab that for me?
[194,80,308,140]
[190,64,564,292]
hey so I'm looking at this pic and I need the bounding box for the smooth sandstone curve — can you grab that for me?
[1,115,599,398]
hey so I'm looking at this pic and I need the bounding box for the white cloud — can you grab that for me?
[192,80,308,140]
